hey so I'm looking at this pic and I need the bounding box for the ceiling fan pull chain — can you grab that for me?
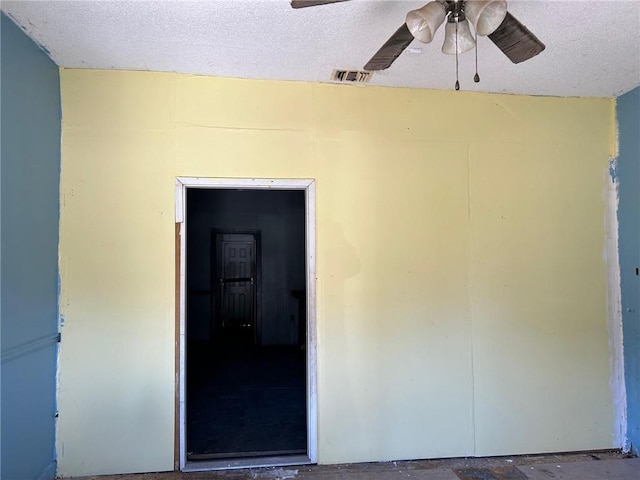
[474,30,480,83]
[455,21,460,91]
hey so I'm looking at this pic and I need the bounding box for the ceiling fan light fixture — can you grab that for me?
[442,18,475,55]
[465,0,508,36]
[405,2,447,44]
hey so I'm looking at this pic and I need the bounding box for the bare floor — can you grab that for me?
[69,450,639,480]
[187,342,306,458]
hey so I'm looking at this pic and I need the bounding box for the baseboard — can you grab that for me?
[36,461,56,480]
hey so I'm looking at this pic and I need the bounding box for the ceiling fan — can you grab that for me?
[291,0,545,87]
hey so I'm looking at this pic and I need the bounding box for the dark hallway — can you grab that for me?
[185,189,307,461]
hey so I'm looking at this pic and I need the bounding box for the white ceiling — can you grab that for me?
[2,0,639,97]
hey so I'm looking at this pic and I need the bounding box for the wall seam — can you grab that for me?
[467,142,477,456]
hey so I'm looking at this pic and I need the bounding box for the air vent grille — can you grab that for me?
[331,69,372,83]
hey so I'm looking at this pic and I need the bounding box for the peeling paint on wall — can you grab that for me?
[609,157,619,183]
[603,156,627,450]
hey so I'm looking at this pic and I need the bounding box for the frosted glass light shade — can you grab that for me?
[465,0,508,36]
[442,19,476,54]
[405,1,446,44]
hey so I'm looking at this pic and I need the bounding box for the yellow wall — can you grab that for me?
[57,69,616,476]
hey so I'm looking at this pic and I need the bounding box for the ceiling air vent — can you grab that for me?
[331,69,372,83]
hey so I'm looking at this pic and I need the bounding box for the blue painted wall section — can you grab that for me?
[617,87,640,455]
[1,13,61,480]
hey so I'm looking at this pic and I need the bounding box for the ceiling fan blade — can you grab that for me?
[488,12,545,64]
[364,23,415,71]
[291,0,350,8]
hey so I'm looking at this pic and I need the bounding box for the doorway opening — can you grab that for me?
[176,178,317,472]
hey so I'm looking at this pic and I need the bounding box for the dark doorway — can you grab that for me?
[185,188,307,461]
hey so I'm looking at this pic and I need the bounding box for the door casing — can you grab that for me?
[175,177,317,471]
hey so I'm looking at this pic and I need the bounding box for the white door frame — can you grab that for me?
[175,177,317,471]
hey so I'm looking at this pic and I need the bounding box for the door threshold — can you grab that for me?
[188,449,307,461]
[183,454,312,472]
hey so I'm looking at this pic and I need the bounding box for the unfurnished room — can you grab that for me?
[1,2,639,480]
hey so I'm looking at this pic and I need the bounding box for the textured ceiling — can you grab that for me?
[2,0,639,97]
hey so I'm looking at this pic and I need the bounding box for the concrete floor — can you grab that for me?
[69,451,639,480]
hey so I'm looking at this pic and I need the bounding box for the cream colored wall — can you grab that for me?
[57,69,616,476]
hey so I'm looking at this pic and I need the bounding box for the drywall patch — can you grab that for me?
[609,157,619,183]
[603,156,627,449]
